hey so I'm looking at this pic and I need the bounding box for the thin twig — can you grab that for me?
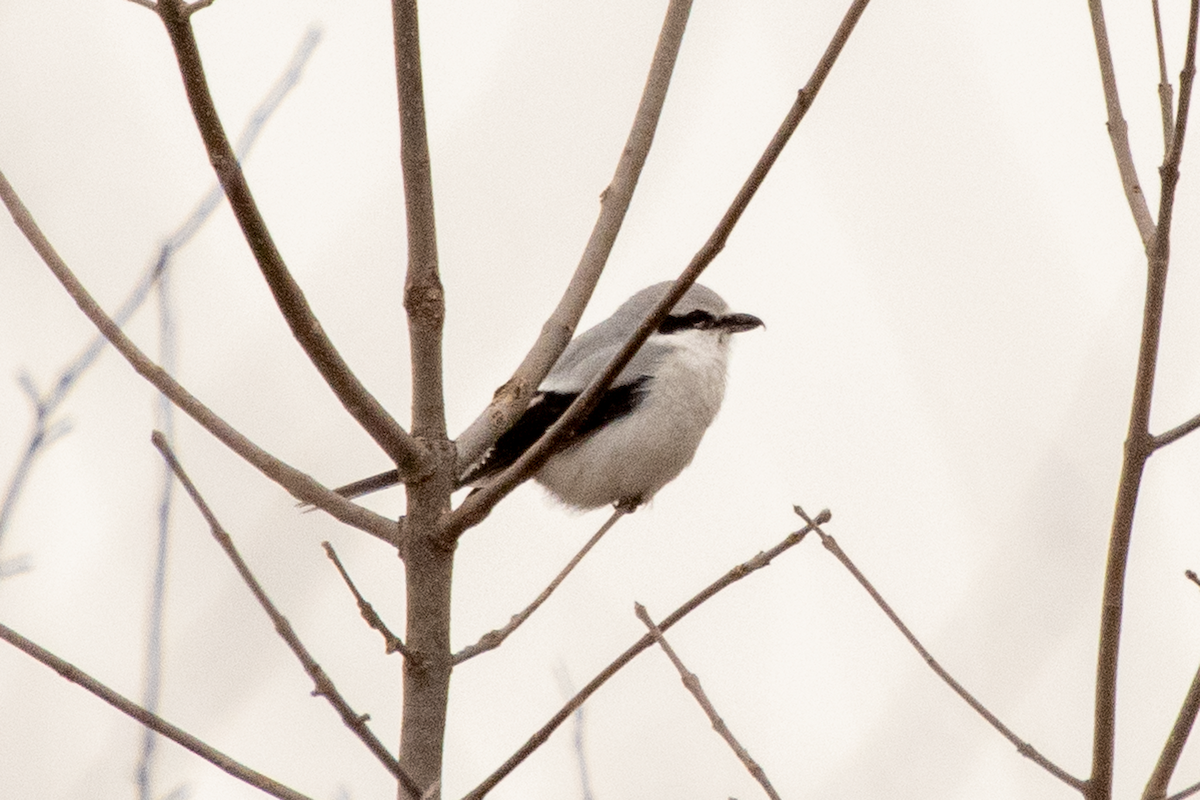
[1086,0,1158,246]
[0,622,313,800]
[459,508,830,800]
[1170,779,1200,800]
[452,0,696,476]
[447,0,871,537]
[0,27,322,566]
[453,507,628,665]
[1154,0,1177,152]
[1187,570,1200,590]
[152,0,430,482]
[322,541,409,657]
[1091,1,1199,796]
[151,432,424,800]
[1143,658,1200,799]
[136,265,179,800]
[1153,410,1200,450]
[797,506,1085,792]
[0,168,399,545]
[635,603,782,800]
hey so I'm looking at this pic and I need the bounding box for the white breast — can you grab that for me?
[535,329,731,509]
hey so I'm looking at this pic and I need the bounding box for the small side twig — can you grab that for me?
[1169,779,1200,800]
[459,507,830,800]
[0,622,312,800]
[635,602,781,800]
[1154,0,1178,153]
[1152,410,1200,450]
[453,506,628,665]
[1143,657,1200,799]
[151,432,423,800]
[322,541,408,658]
[797,507,1085,791]
[1086,0,1158,246]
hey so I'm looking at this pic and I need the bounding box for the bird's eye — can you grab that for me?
[658,309,716,334]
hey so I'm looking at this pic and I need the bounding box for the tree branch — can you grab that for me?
[0,168,399,545]
[1091,2,1198,796]
[1086,0,1158,247]
[391,0,446,442]
[0,621,313,800]
[798,507,1085,791]
[152,433,423,799]
[446,0,871,537]
[1,27,321,563]
[453,507,627,665]
[451,0,696,474]
[1153,410,1200,450]
[322,540,410,658]
[1143,656,1200,799]
[458,508,830,799]
[152,0,430,482]
[1154,0,1177,153]
[635,603,782,800]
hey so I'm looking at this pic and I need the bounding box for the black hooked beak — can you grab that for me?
[718,312,765,334]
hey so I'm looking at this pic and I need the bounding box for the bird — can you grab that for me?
[332,281,763,511]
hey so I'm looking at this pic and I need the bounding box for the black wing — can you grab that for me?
[458,375,651,486]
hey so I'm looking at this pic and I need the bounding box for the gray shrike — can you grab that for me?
[333,282,763,510]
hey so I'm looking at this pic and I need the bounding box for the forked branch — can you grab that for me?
[0,169,399,545]
[459,508,830,799]
[149,0,430,482]
[1090,0,1199,796]
[152,433,423,800]
[798,507,1085,792]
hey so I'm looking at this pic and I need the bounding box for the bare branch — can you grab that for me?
[152,0,430,482]
[0,169,400,545]
[459,508,830,800]
[453,507,628,665]
[799,507,1085,791]
[1152,0,1200,257]
[1,28,321,561]
[1086,0,1158,246]
[152,433,424,799]
[1154,0,1177,152]
[635,603,782,800]
[0,622,313,800]
[322,540,409,658]
[1092,2,1198,795]
[447,0,871,537]
[1153,410,1200,450]
[391,0,446,441]
[1143,659,1200,799]
[1169,781,1200,800]
[452,0,696,474]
